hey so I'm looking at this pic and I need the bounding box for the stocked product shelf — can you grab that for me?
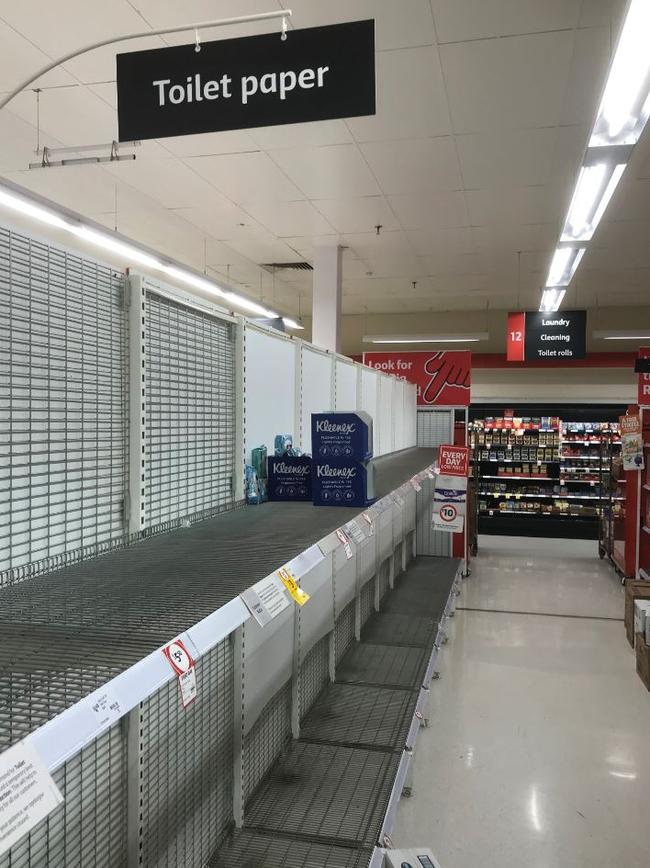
[481,474,558,481]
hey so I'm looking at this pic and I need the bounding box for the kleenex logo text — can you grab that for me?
[316,464,357,479]
[315,421,356,434]
[274,462,310,475]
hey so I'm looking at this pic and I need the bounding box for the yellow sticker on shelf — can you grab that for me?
[278,566,310,606]
[515,494,522,500]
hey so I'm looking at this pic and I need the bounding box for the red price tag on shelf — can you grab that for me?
[336,528,353,560]
[162,638,197,709]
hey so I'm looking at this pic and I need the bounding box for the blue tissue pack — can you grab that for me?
[268,456,312,501]
[311,411,374,461]
[312,458,375,507]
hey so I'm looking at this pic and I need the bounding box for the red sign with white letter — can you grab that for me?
[438,444,470,477]
[362,350,471,406]
[507,312,526,361]
[639,347,650,406]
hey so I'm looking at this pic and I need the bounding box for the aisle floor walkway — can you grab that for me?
[393,536,650,868]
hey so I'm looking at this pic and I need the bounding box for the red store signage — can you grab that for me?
[362,350,471,406]
[438,444,470,477]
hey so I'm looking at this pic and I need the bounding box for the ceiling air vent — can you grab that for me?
[261,261,313,271]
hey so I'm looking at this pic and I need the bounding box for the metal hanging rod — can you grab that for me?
[0,9,292,112]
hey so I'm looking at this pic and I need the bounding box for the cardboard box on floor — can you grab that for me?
[625,580,650,647]
[635,633,650,691]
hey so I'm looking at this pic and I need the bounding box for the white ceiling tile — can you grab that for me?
[603,178,650,222]
[0,111,64,172]
[287,0,435,51]
[389,191,469,230]
[6,164,124,215]
[185,151,304,203]
[226,234,304,264]
[347,46,451,142]
[431,0,580,43]
[2,1,150,68]
[559,25,612,127]
[340,230,413,258]
[406,227,475,256]
[7,86,118,146]
[465,186,564,227]
[314,197,399,234]
[419,252,482,275]
[456,127,558,188]
[361,137,462,194]
[0,19,75,92]
[579,0,627,28]
[270,144,381,198]
[103,158,228,210]
[158,131,260,157]
[245,200,335,237]
[249,120,353,150]
[173,203,266,241]
[361,255,427,279]
[441,31,574,134]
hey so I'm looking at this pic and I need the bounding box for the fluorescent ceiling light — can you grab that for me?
[282,317,304,330]
[223,293,277,318]
[545,247,585,287]
[363,333,488,344]
[71,225,162,270]
[162,265,225,298]
[590,0,650,146]
[593,330,650,340]
[0,187,71,230]
[539,288,566,313]
[561,163,626,241]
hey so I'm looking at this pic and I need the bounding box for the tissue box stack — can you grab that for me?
[311,412,375,507]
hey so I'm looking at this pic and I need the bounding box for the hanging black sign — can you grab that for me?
[116,20,376,141]
[524,310,587,361]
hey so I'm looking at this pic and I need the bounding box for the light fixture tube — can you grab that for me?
[593,330,650,340]
[0,179,300,327]
[162,265,225,297]
[223,293,278,318]
[0,187,71,230]
[545,247,585,287]
[561,163,626,241]
[282,317,304,330]
[70,225,163,270]
[539,288,566,313]
[589,0,650,147]
[363,333,488,344]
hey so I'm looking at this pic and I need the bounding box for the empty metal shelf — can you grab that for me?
[361,612,437,647]
[245,741,399,847]
[209,829,371,868]
[335,643,428,690]
[300,683,415,751]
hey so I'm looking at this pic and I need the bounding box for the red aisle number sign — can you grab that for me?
[507,312,525,362]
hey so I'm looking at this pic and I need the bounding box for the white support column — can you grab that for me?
[311,245,342,353]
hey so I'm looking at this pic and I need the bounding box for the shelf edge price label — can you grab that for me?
[278,566,310,606]
[162,638,197,709]
[335,528,354,560]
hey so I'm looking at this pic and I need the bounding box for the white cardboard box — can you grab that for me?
[634,600,650,646]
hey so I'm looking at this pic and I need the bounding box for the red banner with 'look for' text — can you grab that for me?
[362,350,471,406]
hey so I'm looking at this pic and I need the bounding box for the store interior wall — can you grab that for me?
[472,366,637,403]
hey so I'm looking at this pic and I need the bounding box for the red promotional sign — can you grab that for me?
[362,350,471,406]
[639,347,650,406]
[506,312,526,361]
[438,444,470,477]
